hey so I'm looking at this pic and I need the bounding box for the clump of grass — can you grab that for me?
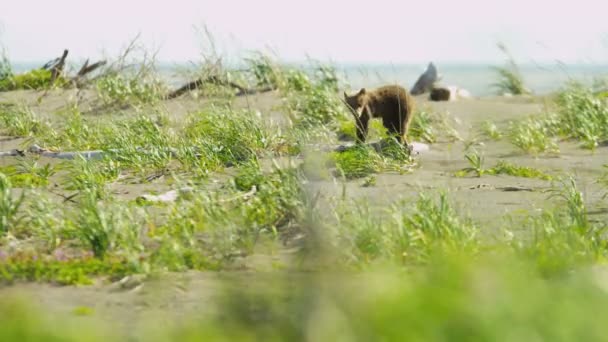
[15,158,56,186]
[409,109,439,143]
[286,83,349,129]
[491,42,530,95]
[508,116,559,155]
[487,160,553,180]
[233,158,266,191]
[516,176,607,276]
[378,138,412,163]
[103,114,175,175]
[0,69,66,91]
[460,150,485,177]
[74,191,117,259]
[0,173,24,234]
[0,104,45,137]
[184,108,280,167]
[0,159,57,188]
[479,120,502,140]
[244,52,282,90]
[332,139,414,179]
[506,82,608,152]
[332,145,384,179]
[72,190,144,260]
[457,155,552,180]
[21,192,64,252]
[30,106,108,151]
[335,192,478,266]
[150,164,305,270]
[96,74,163,107]
[0,254,136,285]
[554,82,608,149]
[547,176,589,231]
[63,156,120,199]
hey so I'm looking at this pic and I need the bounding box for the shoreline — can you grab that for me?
[5,62,607,97]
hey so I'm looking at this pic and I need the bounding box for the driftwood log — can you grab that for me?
[137,185,257,204]
[38,50,106,88]
[0,145,185,160]
[41,49,69,84]
[71,59,107,84]
[166,76,275,99]
[410,62,441,95]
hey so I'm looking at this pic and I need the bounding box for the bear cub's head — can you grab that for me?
[343,88,367,112]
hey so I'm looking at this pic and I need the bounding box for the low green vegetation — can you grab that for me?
[554,82,608,149]
[488,160,553,180]
[96,74,164,107]
[1,46,608,341]
[332,139,413,179]
[508,115,560,155]
[333,192,478,266]
[491,42,530,95]
[508,81,608,152]
[457,151,553,180]
[0,69,66,91]
[479,120,502,140]
[0,104,46,137]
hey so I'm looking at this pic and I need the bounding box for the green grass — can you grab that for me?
[96,74,164,107]
[0,68,66,91]
[508,115,560,155]
[479,120,502,140]
[491,42,530,95]
[331,140,413,179]
[457,155,553,180]
[554,82,608,149]
[0,104,46,137]
[459,150,486,177]
[506,81,608,152]
[0,173,24,234]
[334,192,478,266]
[332,145,383,179]
[0,256,136,285]
[2,48,608,340]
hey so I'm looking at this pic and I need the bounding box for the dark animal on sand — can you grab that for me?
[430,87,451,101]
[343,85,415,149]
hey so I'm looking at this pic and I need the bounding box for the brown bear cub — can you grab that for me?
[343,85,415,149]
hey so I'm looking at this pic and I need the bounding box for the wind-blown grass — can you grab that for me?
[491,42,530,95]
[554,82,608,149]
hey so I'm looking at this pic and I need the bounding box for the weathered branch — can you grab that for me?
[0,145,186,160]
[165,76,274,100]
[50,49,69,84]
[137,187,195,203]
[136,185,257,204]
[76,60,107,77]
[71,59,108,86]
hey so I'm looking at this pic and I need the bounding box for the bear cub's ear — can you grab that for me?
[358,88,366,95]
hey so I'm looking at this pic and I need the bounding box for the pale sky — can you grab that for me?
[1,0,607,64]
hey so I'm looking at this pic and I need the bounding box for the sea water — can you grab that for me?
[11,61,608,97]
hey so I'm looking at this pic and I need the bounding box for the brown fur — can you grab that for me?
[343,85,415,147]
